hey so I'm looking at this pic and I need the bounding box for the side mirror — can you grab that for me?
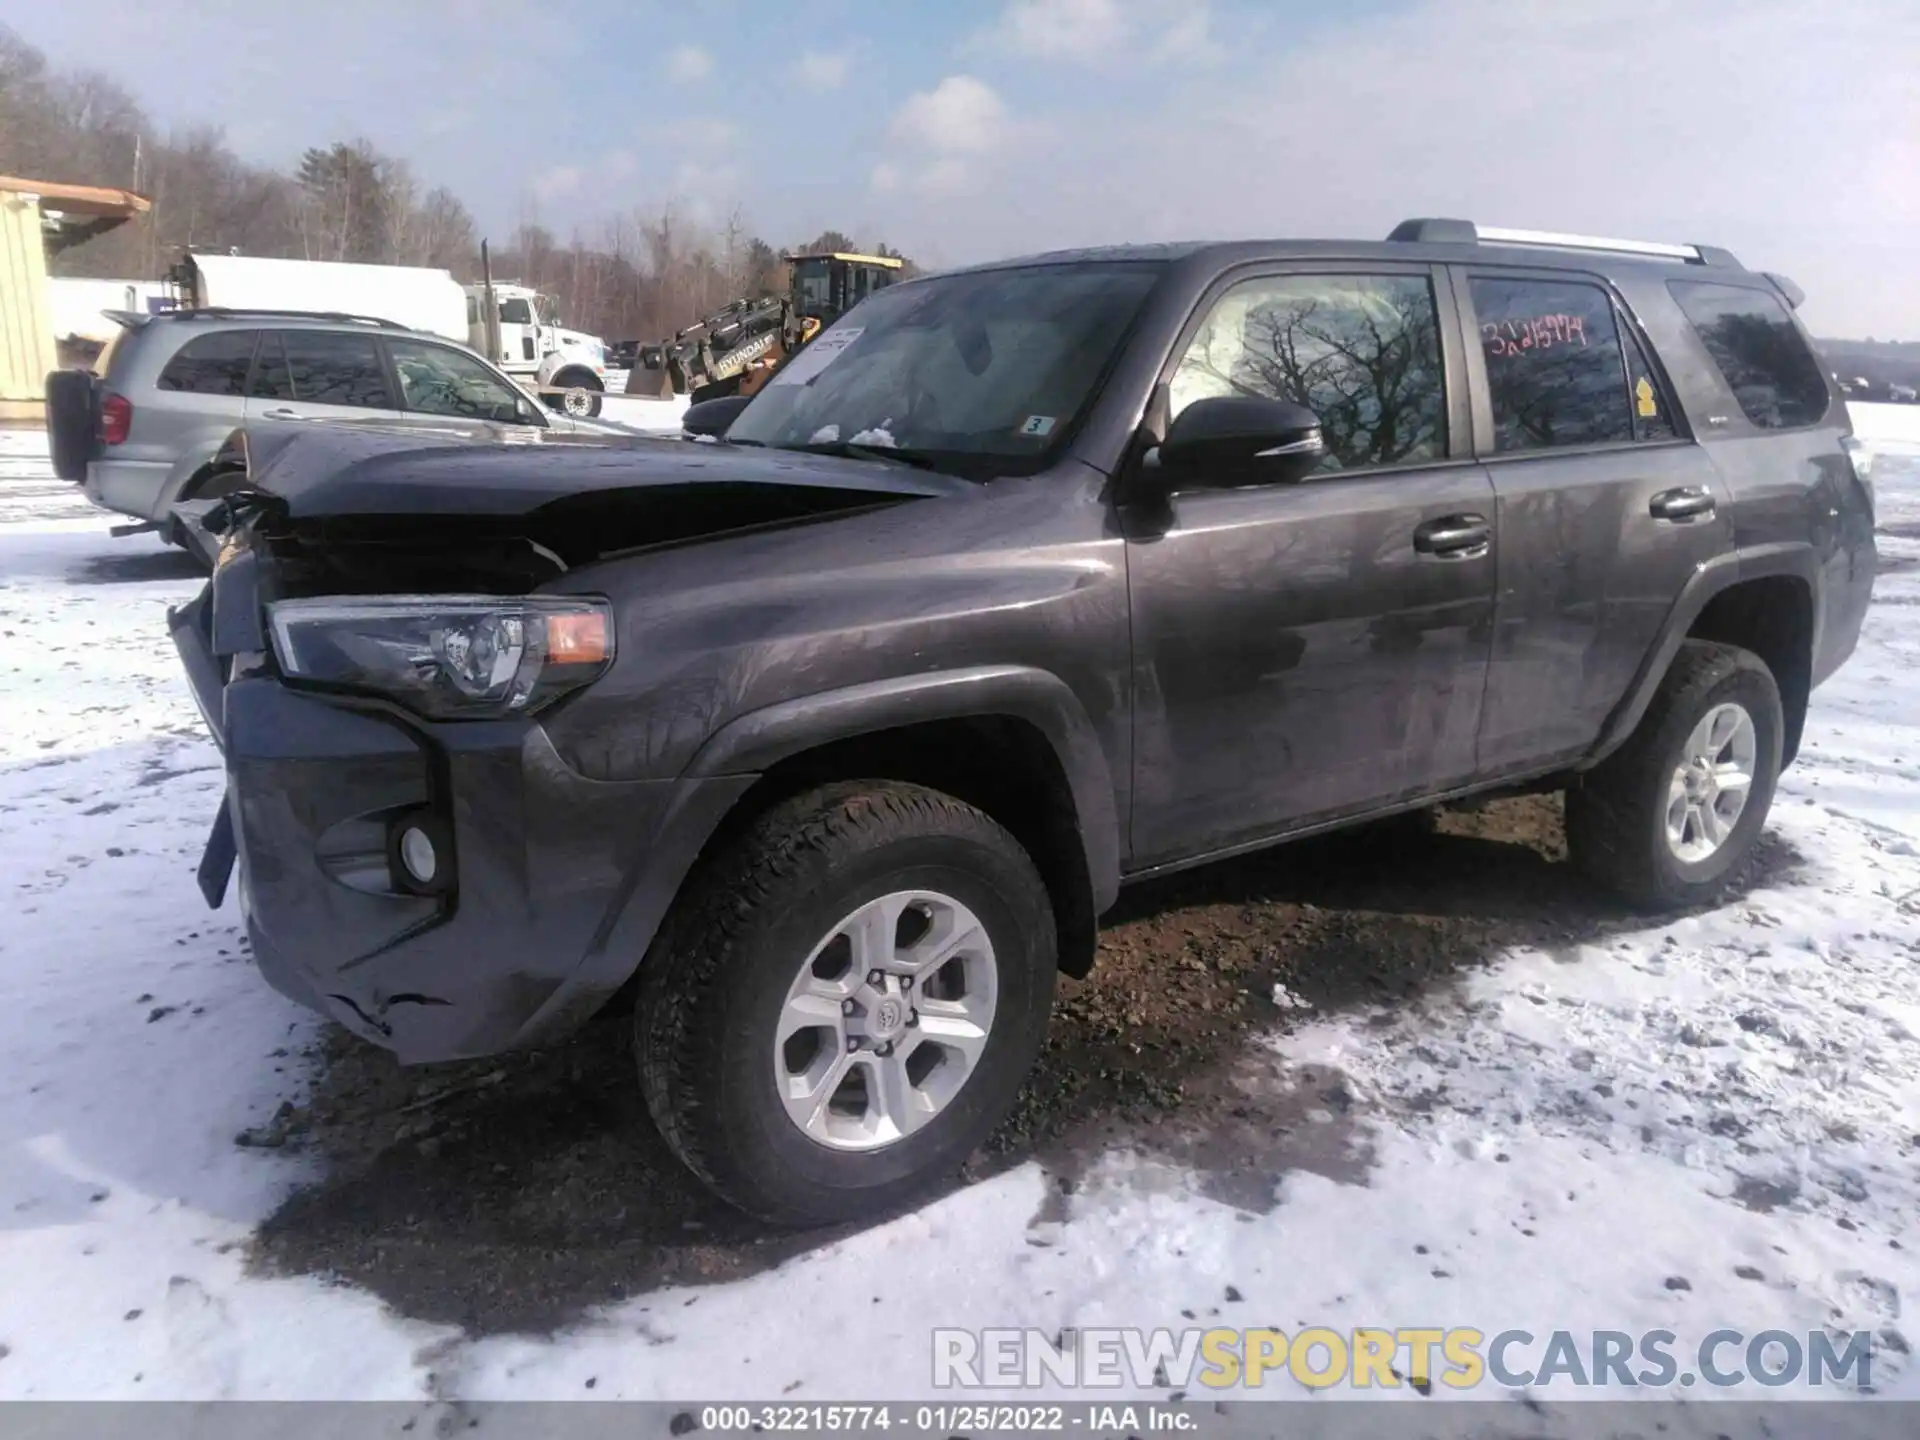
[682,394,751,439]
[1157,395,1326,487]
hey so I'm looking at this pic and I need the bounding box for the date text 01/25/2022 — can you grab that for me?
[697,1403,1196,1433]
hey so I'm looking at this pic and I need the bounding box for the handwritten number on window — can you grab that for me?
[1482,314,1589,358]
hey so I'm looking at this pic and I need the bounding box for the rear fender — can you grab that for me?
[1584,544,1820,768]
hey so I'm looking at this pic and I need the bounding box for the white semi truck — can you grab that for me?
[168,253,609,416]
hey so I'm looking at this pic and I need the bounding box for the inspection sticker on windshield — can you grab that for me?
[771,326,865,388]
[1018,414,1056,438]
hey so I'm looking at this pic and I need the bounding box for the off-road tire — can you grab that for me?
[1566,640,1783,911]
[45,368,97,483]
[635,781,1057,1225]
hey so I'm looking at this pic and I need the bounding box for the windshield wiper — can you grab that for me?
[783,440,941,471]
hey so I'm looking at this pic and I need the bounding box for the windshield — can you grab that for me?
[793,258,834,315]
[726,262,1163,478]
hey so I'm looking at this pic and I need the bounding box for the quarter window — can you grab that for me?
[1622,323,1677,442]
[1469,277,1634,452]
[1172,273,1446,472]
[156,330,258,396]
[1669,281,1828,430]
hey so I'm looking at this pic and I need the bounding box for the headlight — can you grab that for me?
[267,595,613,720]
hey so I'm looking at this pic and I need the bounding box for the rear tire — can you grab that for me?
[636,781,1056,1225]
[1566,640,1783,911]
[545,371,604,418]
[45,369,97,482]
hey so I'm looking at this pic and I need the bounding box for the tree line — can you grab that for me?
[0,24,916,343]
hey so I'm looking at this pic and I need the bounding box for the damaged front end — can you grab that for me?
[167,422,958,1061]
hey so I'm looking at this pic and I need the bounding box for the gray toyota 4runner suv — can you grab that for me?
[167,218,1876,1225]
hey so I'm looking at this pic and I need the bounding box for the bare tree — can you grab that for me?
[1,23,880,342]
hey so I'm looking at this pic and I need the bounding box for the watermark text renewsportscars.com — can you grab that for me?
[932,1326,1878,1392]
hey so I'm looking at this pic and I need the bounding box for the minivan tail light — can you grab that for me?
[100,392,133,446]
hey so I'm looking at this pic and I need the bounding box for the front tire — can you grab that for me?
[1566,640,1783,911]
[636,781,1057,1225]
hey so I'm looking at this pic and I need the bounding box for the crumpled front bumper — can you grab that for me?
[165,546,751,1064]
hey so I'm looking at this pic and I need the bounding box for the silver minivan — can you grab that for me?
[45,308,624,531]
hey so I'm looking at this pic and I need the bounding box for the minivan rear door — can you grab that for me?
[245,329,404,426]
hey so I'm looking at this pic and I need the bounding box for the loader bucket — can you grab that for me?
[624,363,676,399]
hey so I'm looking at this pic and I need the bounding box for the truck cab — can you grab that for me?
[464,282,609,417]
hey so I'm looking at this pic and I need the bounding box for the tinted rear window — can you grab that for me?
[1669,281,1829,429]
[278,331,393,409]
[156,330,258,396]
[1469,276,1634,452]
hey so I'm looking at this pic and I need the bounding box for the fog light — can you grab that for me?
[398,825,438,886]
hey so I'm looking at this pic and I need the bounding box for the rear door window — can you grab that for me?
[249,332,294,401]
[1468,276,1634,452]
[1668,281,1829,429]
[156,330,259,396]
[276,331,395,409]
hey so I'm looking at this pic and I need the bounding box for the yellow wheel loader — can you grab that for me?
[626,251,904,402]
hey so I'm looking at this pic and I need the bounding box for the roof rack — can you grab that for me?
[163,306,412,329]
[1387,218,1742,270]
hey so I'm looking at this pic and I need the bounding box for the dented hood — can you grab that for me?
[239,421,975,521]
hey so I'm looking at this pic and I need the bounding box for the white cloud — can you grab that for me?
[662,117,740,153]
[875,0,1920,338]
[994,0,1128,59]
[665,44,712,83]
[984,0,1219,67]
[887,76,1011,157]
[871,76,1018,200]
[533,165,583,202]
[796,50,850,92]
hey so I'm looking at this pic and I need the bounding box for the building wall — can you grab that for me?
[0,191,56,425]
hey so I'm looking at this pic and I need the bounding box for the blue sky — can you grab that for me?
[11,0,1920,335]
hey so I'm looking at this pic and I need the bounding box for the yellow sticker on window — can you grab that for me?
[1635,376,1658,418]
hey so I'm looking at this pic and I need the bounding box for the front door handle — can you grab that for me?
[259,407,303,420]
[1413,513,1491,558]
[1650,487,1716,522]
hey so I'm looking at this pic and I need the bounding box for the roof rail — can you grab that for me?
[168,306,412,329]
[1387,218,1742,270]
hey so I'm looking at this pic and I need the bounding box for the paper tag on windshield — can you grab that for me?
[1018,414,1056,437]
[770,326,865,388]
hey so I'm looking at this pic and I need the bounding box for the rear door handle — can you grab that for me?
[1413,513,1491,558]
[1650,487,1715,522]
[259,407,303,420]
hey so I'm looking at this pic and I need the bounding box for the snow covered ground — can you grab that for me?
[0,410,1917,1424]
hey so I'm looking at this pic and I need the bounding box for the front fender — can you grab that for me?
[683,664,1122,913]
